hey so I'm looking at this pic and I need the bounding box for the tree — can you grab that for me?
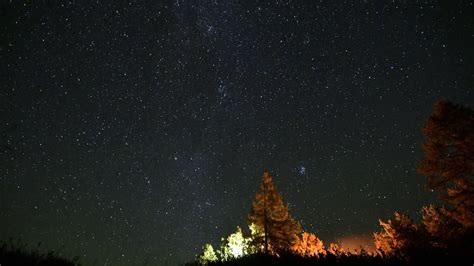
[248,171,301,254]
[418,100,474,228]
[291,232,326,257]
[421,205,458,247]
[374,101,474,259]
[247,222,264,254]
[327,243,344,256]
[219,226,251,260]
[374,212,424,258]
[198,243,218,265]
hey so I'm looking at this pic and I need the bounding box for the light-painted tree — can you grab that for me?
[292,232,326,257]
[327,243,345,256]
[373,101,474,259]
[247,222,264,254]
[373,212,421,257]
[219,226,251,260]
[248,171,302,254]
[198,243,218,265]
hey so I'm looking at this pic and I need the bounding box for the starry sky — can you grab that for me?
[1,1,473,265]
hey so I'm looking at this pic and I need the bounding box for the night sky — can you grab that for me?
[1,1,473,265]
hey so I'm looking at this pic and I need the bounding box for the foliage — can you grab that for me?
[248,171,301,254]
[246,223,264,254]
[193,101,474,265]
[327,243,345,256]
[374,101,474,260]
[219,226,252,260]
[291,232,326,257]
[421,205,460,248]
[418,100,474,228]
[198,243,218,265]
[187,249,471,266]
[198,225,262,264]
[373,212,424,258]
[187,252,411,266]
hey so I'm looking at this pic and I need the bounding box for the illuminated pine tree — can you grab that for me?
[248,171,301,254]
[198,243,218,265]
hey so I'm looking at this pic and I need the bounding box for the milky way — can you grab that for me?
[1,1,473,265]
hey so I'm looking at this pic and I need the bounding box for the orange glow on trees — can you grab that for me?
[194,100,473,264]
[418,100,474,228]
[291,232,326,257]
[248,171,301,254]
[373,212,421,257]
[327,242,345,256]
[374,101,474,259]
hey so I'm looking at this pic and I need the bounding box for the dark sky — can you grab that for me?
[1,1,473,265]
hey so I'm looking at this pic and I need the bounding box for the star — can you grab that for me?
[297,165,306,176]
[1,1,472,265]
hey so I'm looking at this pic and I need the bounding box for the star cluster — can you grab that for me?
[1,1,473,265]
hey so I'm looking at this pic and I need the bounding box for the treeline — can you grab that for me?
[188,251,458,266]
[191,100,474,265]
[0,239,80,266]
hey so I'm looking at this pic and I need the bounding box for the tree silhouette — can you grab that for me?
[420,204,466,252]
[248,171,301,254]
[374,100,474,259]
[418,100,474,227]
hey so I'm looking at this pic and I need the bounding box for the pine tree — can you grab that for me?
[248,171,301,254]
[198,243,218,265]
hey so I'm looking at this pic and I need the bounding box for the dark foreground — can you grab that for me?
[186,252,473,266]
[0,240,80,266]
